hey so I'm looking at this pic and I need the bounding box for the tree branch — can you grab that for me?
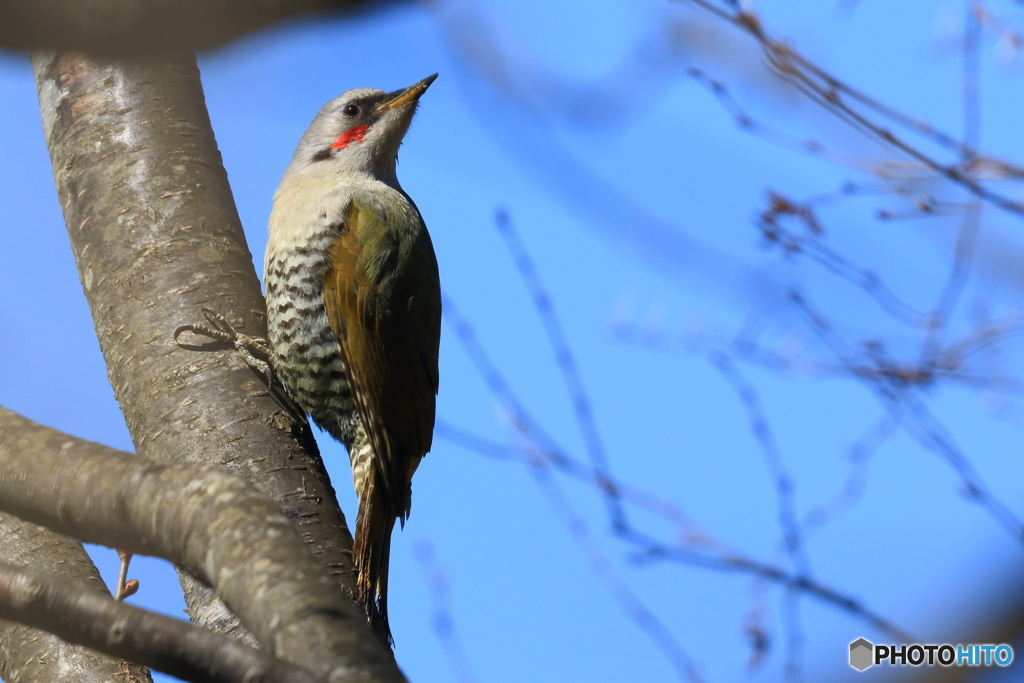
[0,406,405,683]
[0,561,327,683]
[31,48,359,635]
[0,512,153,683]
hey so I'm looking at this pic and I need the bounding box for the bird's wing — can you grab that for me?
[321,196,441,515]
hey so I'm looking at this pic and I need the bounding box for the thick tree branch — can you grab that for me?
[0,562,327,683]
[31,49,361,634]
[0,0,404,54]
[0,406,405,683]
[0,512,153,683]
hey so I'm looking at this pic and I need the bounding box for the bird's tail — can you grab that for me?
[350,433,398,647]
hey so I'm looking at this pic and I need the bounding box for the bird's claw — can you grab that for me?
[175,307,276,388]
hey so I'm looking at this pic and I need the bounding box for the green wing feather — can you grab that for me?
[321,195,441,516]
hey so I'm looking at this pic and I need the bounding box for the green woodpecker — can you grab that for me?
[264,75,441,646]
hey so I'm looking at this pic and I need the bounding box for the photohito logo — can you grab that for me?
[849,638,1014,671]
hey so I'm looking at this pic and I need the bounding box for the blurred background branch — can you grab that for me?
[0,0,405,54]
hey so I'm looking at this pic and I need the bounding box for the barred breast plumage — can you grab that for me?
[265,197,358,445]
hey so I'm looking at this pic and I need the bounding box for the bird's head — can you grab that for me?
[289,74,437,187]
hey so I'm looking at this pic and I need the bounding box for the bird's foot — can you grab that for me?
[175,308,276,388]
[115,549,139,601]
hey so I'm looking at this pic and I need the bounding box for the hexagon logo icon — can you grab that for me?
[850,638,874,671]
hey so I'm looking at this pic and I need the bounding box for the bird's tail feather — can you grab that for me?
[352,438,398,647]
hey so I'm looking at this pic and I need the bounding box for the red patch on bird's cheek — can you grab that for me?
[330,124,369,149]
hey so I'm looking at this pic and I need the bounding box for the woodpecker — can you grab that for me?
[264,75,441,646]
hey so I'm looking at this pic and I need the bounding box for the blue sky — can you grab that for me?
[3,0,1024,681]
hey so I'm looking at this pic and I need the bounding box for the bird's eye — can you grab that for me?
[342,104,360,117]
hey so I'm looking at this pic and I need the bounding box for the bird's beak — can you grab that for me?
[379,74,438,110]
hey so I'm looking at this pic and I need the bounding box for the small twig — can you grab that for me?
[920,202,983,363]
[757,191,931,326]
[114,549,138,601]
[515,432,703,683]
[711,353,811,577]
[682,0,1024,218]
[802,414,899,535]
[411,540,479,683]
[710,352,809,680]
[790,293,1024,544]
[494,208,628,533]
[443,295,913,643]
[436,418,707,535]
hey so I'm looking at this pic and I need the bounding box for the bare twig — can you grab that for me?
[709,353,808,680]
[757,191,931,326]
[441,295,913,643]
[494,209,628,533]
[682,0,1024,217]
[790,293,1024,543]
[521,439,703,683]
[411,540,479,683]
[802,414,899,535]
